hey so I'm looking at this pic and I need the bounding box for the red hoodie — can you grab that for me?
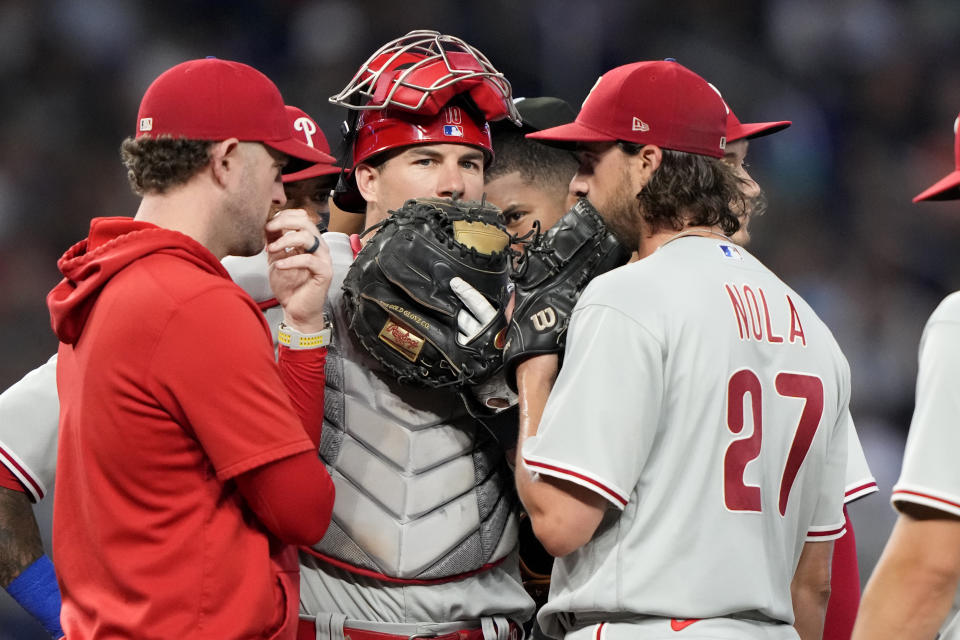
[48,217,326,640]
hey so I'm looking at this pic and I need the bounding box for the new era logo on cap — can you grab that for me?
[528,60,728,158]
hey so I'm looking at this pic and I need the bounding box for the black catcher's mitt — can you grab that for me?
[342,197,513,388]
[503,198,631,389]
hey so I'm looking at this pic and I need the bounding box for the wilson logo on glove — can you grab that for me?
[530,307,557,331]
[503,198,632,391]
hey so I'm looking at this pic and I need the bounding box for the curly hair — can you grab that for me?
[120,136,213,196]
[622,143,744,236]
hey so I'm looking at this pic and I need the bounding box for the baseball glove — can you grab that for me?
[503,198,631,389]
[342,197,513,388]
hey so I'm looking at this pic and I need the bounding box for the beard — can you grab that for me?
[221,170,270,258]
[589,170,643,252]
[732,188,768,247]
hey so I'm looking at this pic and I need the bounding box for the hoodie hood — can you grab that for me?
[48,217,230,345]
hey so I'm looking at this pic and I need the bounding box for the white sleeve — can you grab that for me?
[0,354,60,501]
[521,302,662,510]
[844,418,878,503]
[808,405,850,542]
[222,251,273,303]
[892,316,960,516]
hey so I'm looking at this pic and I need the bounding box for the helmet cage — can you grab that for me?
[330,30,520,125]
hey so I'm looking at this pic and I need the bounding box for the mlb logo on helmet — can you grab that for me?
[139,117,153,132]
[442,105,465,137]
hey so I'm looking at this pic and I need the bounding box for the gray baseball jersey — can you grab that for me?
[893,291,960,515]
[891,292,960,640]
[522,236,850,639]
[0,354,58,501]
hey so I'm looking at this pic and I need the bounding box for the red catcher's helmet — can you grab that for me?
[329,30,520,211]
[330,30,519,166]
[331,30,519,120]
[350,101,492,168]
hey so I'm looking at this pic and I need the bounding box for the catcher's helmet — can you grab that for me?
[351,101,493,168]
[330,30,520,212]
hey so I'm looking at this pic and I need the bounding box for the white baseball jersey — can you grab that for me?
[522,236,850,639]
[892,291,960,515]
[844,418,877,504]
[0,354,58,501]
[890,292,960,640]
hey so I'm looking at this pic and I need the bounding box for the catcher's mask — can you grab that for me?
[330,30,521,212]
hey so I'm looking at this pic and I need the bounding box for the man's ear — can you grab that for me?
[631,144,663,193]
[354,162,379,204]
[210,138,241,188]
[637,144,662,175]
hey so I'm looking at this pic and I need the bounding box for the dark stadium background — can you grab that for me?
[3,0,959,636]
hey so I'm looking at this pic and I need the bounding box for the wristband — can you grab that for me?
[278,319,332,349]
[5,554,64,638]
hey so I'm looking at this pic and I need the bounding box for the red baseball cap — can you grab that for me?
[914,114,960,202]
[726,109,791,143]
[528,60,728,158]
[282,106,340,183]
[136,58,334,165]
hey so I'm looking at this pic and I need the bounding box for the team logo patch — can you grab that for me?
[139,117,153,132]
[293,116,317,147]
[443,124,464,137]
[718,243,742,260]
[632,117,649,132]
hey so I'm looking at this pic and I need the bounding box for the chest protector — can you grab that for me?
[308,234,518,581]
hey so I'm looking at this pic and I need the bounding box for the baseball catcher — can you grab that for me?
[503,198,631,388]
[342,196,513,388]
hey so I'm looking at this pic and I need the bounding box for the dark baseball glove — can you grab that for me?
[503,198,631,390]
[342,197,513,388]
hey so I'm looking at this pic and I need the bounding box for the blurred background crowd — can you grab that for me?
[3,0,960,636]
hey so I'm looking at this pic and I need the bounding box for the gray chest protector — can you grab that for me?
[308,233,518,581]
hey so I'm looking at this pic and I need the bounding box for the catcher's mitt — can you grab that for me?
[342,197,512,388]
[503,198,631,389]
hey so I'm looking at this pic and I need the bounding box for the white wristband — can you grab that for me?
[278,320,332,349]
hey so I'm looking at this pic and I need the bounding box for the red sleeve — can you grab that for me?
[235,449,334,545]
[823,506,859,640]
[277,345,326,447]
[0,464,27,493]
